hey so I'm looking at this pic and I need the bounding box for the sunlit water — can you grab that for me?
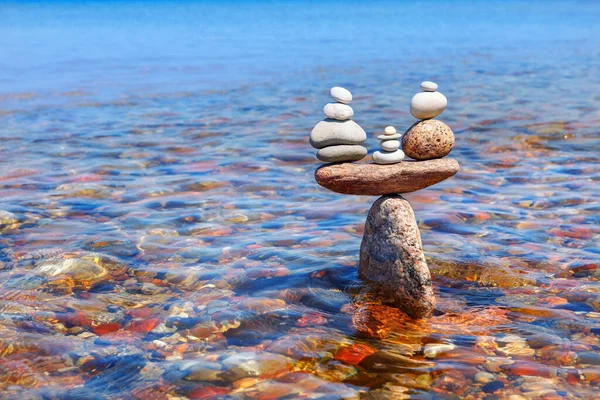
[1,1,599,398]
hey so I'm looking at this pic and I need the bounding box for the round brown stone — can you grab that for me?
[402,119,454,160]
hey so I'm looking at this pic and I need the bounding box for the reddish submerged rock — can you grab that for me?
[314,158,459,195]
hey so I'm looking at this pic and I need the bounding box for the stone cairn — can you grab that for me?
[312,84,459,319]
[310,87,367,163]
[373,126,405,165]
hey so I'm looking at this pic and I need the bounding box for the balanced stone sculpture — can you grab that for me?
[310,87,367,163]
[311,82,459,319]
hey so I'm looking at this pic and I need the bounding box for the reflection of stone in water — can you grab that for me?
[342,300,428,341]
[428,257,536,288]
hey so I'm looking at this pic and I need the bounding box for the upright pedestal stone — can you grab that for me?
[359,195,435,319]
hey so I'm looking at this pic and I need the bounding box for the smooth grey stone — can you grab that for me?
[373,149,405,165]
[316,145,367,163]
[310,119,366,149]
[323,103,353,120]
[330,86,352,104]
[384,126,397,134]
[381,140,400,151]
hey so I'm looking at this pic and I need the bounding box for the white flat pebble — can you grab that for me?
[384,126,396,135]
[377,133,401,140]
[330,87,352,104]
[381,140,400,151]
[373,149,405,165]
[323,103,354,120]
[420,81,438,92]
[410,91,447,119]
[423,343,456,358]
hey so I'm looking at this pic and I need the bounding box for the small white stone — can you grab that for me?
[384,126,396,135]
[330,87,352,104]
[323,103,354,120]
[423,343,456,358]
[420,81,438,92]
[373,150,405,165]
[377,133,401,140]
[381,140,400,151]
[410,91,447,119]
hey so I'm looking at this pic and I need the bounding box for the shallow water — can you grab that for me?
[1,1,599,399]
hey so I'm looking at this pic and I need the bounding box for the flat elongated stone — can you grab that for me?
[359,195,435,318]
[314,158,459,195]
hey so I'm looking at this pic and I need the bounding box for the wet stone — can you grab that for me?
[423,343,456,358]
[474,371,495,383]
[359,195,435,318]
[484,357,515,373]
[360,351,435,373]
[577,351,600,365]
[481,380,505,393]
[221,351,293,380]
[176,360,224,382]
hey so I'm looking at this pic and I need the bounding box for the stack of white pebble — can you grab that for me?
[373,126,405,165]
[309,87,367,163]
